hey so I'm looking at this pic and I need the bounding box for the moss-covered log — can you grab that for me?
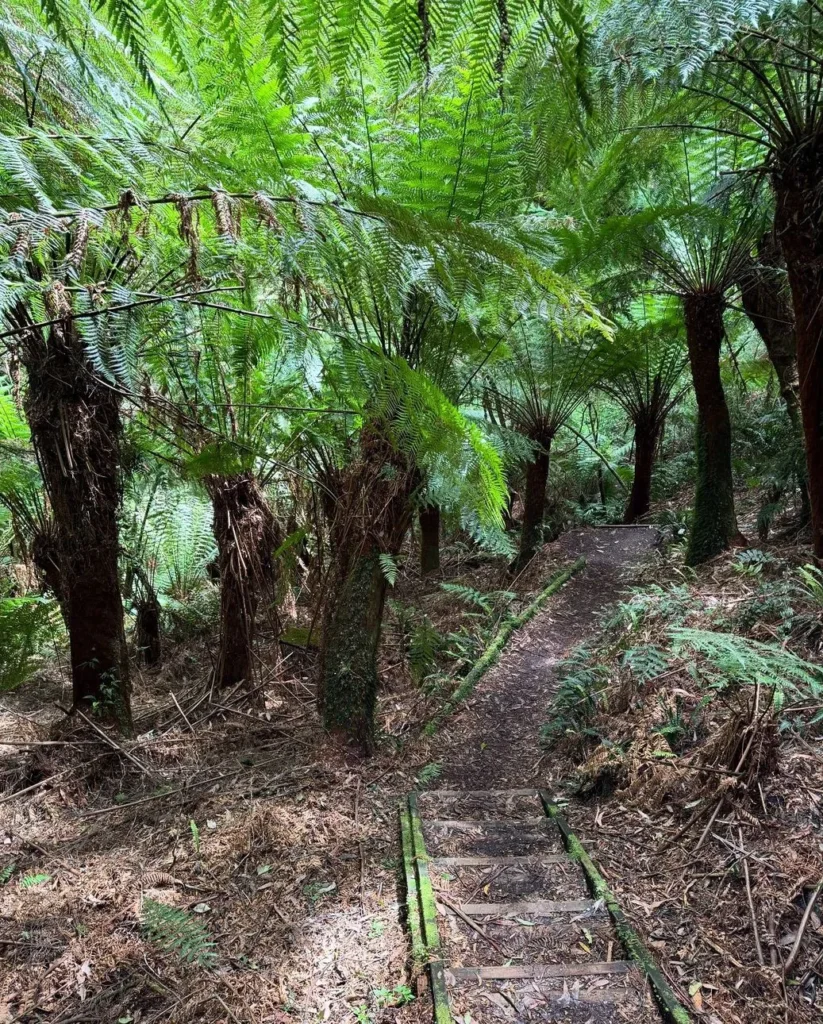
[683,291,737,566]
[540,796,691,1024]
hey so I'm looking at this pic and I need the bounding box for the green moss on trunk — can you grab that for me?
[320,548,387,748]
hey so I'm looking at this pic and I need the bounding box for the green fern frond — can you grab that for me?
[141,898,217,966]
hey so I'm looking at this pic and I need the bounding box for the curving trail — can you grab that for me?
[436,527,660,791]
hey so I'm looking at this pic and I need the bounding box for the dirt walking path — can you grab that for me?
[436,527,660,791]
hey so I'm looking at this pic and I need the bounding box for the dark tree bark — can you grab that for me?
[738,235,810,524]
[683,291,737,566]
[738,236,801,428]
[419,504,441,574]
[13,290,131,731]
[206,471,279,691]
[774,142,823,557]
[512,440,551,572]
[318,430,417,751]
[135,597,162,667]
[624,416,660,524]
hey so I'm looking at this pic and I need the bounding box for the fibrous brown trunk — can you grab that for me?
[318,429,417,751]
[135,597,162,667]
[419,504,441,574]
[738,235,801,428]
[738,235,809,523]
[624,416,660,524]
[512,439,551,572]
[683,291,737,566]
[774,141,823,557]
[14,291,131,731]
[206,471,278,691]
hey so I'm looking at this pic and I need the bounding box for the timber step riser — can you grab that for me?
[402,787,693,1024]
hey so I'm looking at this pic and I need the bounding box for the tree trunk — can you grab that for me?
[738,236,801,429]
[624,416,659,523]
[206,471,278,691]
[135,597,162,667]
[419,504,441,574]
[15,293,131,731]
[738,237,810,522]
[683,292,737,566]
[318,430,417,751]
[512,444,550,571]
[774,145,823,557]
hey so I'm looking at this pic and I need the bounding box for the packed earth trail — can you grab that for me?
[405,527,672,1024]
[435,527,660,791]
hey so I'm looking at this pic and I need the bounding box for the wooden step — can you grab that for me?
[418,789,539,798]
[448,961,631,981]
[426,818,547,828]
[431,854,568,867]
[458,899,600,916]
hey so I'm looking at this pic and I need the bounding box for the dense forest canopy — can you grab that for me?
[3,1,823,1022]
[1,0,822,736]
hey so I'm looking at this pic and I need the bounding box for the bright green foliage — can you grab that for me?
[141,898,218,966]
[0,596,60,691]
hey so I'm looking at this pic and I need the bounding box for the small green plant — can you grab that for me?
[734,549,776,577]
[621,645,669,683]
[352,1004,373,1024]
[20,872,50,888]
[368,919,385,938]
[409,618,444,682]
[440,582,515,614]
[303,880,336,907]
[417,761,442,786]
[653,696,689,750]
[141,898,217,966]
[374,984,414,1008]
[797,564,823,609]
[189,819,201,855]
[0,863,17,885]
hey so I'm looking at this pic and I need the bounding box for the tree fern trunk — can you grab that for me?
[683,292,737,566]
[318,430,417,751]
[624,417,659,524]
[775,150,823,557]
[512,445,550,572]
[17,302,131,732]
[419,504,441,574]
[206,471,278,691]
[135,596,162,667]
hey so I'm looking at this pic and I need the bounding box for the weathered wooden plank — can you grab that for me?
[425,818,548,828]
[399,804,425,965]
[458,899,598,916]
[448,961,631,981]
[418,789,539,799]
[408,792,453,1024]
[431,854,568,867]
[540,792,691,1024]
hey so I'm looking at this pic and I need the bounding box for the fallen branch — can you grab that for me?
[784,877,823,975]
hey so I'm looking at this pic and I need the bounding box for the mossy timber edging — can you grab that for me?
[423,556,586,736]
[402,793,453,1024]
[539,793,692,1024]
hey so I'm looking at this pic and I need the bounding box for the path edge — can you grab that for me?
[423,556,587,737]
[539,793,692,1024]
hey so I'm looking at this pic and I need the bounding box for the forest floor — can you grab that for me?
[2,520,823,1024]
